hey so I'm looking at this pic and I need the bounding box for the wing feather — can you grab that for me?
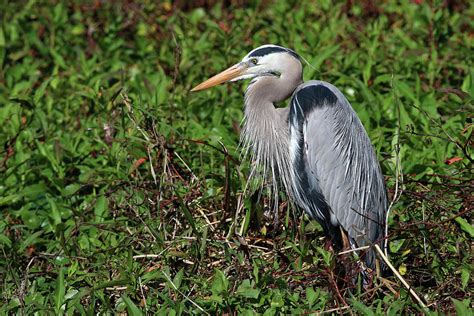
[289,81,388,269]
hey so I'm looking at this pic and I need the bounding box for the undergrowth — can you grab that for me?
[0,0,472,314]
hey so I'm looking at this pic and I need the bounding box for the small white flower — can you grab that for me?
[346,87,355,97]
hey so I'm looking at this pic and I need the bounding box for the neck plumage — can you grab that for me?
[240,79,294,202]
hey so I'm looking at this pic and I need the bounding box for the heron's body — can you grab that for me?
[288,81,387,268]
[192,45,388,272]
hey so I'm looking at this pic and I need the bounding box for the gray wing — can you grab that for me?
[288,80,388,269]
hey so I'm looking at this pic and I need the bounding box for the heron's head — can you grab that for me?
[191,44,303,92]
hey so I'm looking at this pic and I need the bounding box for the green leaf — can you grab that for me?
[398,102,414,128]
[452,298,469,316]
[363,60,372,85]
[54,268,66,314]
[455,217,474,238]
[62,184,81,197]
[395,80,418,105]
[351,299,375,316]
[19,230,43,252]
[50,48,67,69]
[141,269,161,283]
[236,279,260,299]
[23,183,48,199]
[34,77,52,104]
[0,234,12,247]
[387,301,404,316]
[94,196,108,222]
[46,196,62,227]
[211,269,228,296]
[0,26,5,46]
[270,289,284,308]
[175,191,197,234]
[0,194,22,207]
[122,296,143,316]
[461,266,470,289]
[390,239,405,253]
[311,44,340,69]
[316,246,332,267]
[172,268,184,289]
[306,287,319,308]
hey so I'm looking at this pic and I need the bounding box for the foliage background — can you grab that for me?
[0,0,472,314]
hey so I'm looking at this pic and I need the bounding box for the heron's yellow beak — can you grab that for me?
[191,64,246,92]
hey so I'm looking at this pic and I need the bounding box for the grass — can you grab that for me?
[0,0,472,314]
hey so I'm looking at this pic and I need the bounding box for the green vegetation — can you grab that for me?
[0,0,472,314]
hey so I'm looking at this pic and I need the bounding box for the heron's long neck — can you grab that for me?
[241,81,294,199]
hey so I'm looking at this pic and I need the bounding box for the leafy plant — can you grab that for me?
[0,0,472,314]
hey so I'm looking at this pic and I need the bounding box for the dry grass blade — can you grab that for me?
[374,244,427,309]
[161,272,209,315]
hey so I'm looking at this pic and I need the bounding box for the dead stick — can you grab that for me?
[374,244,427,309]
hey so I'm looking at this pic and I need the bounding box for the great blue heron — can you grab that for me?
[192,44,388,274]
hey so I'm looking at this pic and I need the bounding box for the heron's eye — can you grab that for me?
[250,58,258,65]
